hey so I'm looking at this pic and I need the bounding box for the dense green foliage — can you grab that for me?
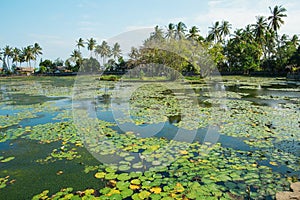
[1,5,299,76]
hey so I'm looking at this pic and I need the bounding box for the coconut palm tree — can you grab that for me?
[208,21,221,43]
[290,35,299,47]
[187,26,200,40]
[12,47,21,67]
[111,43,121,61]
[70,49,82,62]
[165,23,175,40]
[95,41,111,66]
[268,5,287,36]
[87,38,97,57]
[32,43,43,68]
[219,20,232,43]
[150,25,164,41]
[23,46,35,70]
[3,45,12,70]
[127,47,140,68]
[252,16,268,44]
[175,22,187,40]
[76,38,85,52]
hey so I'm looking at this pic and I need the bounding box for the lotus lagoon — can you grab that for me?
[0,75,299,200]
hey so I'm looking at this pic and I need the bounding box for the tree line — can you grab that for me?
[128,5,300,75]
[1,5,300,76]
[0,43,42,73]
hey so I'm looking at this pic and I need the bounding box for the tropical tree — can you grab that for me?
[165,23,175,40]
[219,20,232,43]
[32,43,43,68]
[187,26,200,40]
[252,16,268,45]
[208,21,221,43]
[268,5,287,36]
[175,22,187,40]
[76,38,85,52]
[150,25,164,41]
[3,45,12,70]
[70,49,82,71]
[12,47,21,67]
[290,35,299,47]
[87,38,97,57]
[127,47,140,68]
[95,41,111,66]
[111,43,121,61]
[23,46,35,70]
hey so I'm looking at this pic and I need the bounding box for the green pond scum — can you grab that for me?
[0,76,299,199]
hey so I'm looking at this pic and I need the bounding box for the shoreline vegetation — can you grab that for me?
[0,5,300,79]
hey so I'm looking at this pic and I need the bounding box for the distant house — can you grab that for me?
[55,66,71,73]
[16,67,35,76]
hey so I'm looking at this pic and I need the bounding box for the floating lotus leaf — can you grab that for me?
[138,190,151,199]
[95,172,106,179]
[0,156,15,163]
[131,179,141,185]
[117,173,130,181]
[105,173,117,180]
[121,188,134,198]
[150,187,162,194]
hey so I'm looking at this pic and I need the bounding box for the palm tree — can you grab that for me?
[32,43,43,68]
[3,45,12,70]
[219,21,232,43]
[76,38,85,52]
[87,38,97,57]
[252,16,268,43]
[187,26,200,40]
[95,41,111,65]
[165,23,175,39]
[150,25,164,41]
[127,47,140,68]
[70,49,82,63]
[12,47,21,67]
[23,46,35,70]
[290,35,299,47]
[111,43,121,61]
[268,5,287,36]
[208,21,221,43]
[175,22,187,40]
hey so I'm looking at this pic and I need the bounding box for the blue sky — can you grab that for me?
[0,0,299,62]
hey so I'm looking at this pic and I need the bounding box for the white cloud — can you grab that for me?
[187,0,300,36]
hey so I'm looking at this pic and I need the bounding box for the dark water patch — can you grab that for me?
[0,139,102,200]
[7,93,64,105]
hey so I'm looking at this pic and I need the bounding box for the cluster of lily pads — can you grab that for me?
[0,76,299,199]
